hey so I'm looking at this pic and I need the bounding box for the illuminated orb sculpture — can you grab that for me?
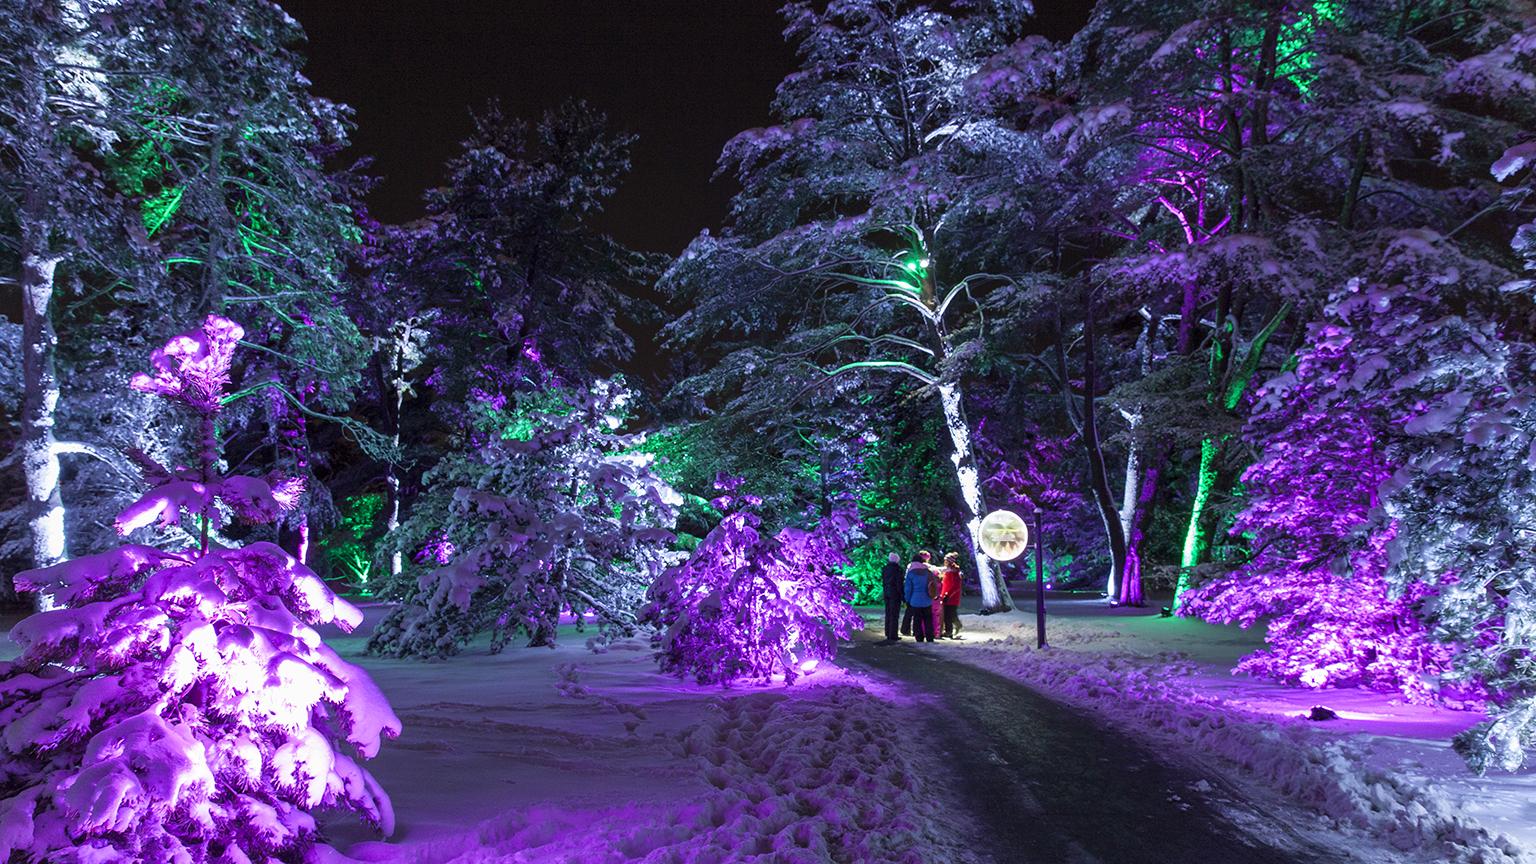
[978,509,1029,562]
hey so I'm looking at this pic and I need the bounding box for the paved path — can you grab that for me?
[842,635,1349,864]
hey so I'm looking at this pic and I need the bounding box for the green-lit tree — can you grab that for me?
[662,0,1047,612]
[1,0,378,600]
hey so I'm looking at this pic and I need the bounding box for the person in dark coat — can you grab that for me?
[880,552,905,643]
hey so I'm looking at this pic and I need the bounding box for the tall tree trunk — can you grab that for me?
[1068,301,1127,600]
[1081,302,1130,590]
[19,223,64,611]
[936,380,1008,612]
[16,40,66,609]
[1174,280,1236,608]
[1120,459,1157,607]
[1175,437,1220,603]
[289,401,311,565]
[386,383,405,580]
[1112,310,1156,605]
[198,409,218,556]
[1339,130,1370,229]
[1173,304,1290,610]
[917,257,1008,612]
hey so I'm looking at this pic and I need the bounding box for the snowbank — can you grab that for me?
[950,601,1536,864]
[315,608,978,863]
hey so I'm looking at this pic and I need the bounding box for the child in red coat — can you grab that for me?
[939,552,964,639]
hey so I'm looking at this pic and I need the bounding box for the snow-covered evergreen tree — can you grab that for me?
[1192,220,1534,770]
[368,381,680,657]
[661,0,1042,612]
[0,315,400,861]
[1180,304,1453,700]
[1382,143,1536,772]
[1,0,377,600]
[643,475,862,686]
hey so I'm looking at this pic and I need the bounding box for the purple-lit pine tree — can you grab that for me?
[0,315,400,861]
[643,475,862,686]
[1179,308,1452,700]
[1363,181,1536,770]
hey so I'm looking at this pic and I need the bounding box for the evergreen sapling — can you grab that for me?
[0,315,400,862]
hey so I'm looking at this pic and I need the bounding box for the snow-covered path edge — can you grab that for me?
[309,619,991,864]
[945,612,1533,864]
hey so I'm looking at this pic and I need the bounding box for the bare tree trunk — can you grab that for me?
[1111,310,1156,604]
[1052,301,1127,599]
[1115,427,1140,602]
[289,402,311,565]
[916,257,1008,613]
[17,41,66,611]
[386,392,404,579]
[1074,301,1127,600]
[20,226,65,611]
[1173,304,1290,610]
[1120,459,1156,607]
[1339,130,1370,229]
[936,380,1008,612]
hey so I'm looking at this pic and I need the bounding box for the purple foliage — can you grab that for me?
[1181,318,1454,702]
[975,415,1096,584]
[644,476,863,686]
[0,316,400,861]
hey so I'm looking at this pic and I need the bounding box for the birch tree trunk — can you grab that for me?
[936,380,1009,612]
[17,48,65,609]
[1113,311,1155,605]
[919,260,1009,613]
[20,232,65,610]
[386,392,404,579]
[1114,423,1140,602]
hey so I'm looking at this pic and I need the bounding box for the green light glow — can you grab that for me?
[891,251,929,294]
[1173,305,1290,610]
[323,492,384,592]
[110,83,188,237]
[142,186,184,237]
[503,414,537,441]
[1173,437,1219,609]
[1276,0,1345,98]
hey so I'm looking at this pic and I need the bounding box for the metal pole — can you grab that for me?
[1034,506,1046,649]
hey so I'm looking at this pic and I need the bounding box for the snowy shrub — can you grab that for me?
[1181,309,1453,701]
[643,476,863,685]
[369,380,681,657]
[0,315,400,862]
[1192,224,1536,772]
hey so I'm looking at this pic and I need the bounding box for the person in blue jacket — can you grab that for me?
[903,551,937,643]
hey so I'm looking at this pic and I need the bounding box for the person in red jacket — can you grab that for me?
[939,552,964,639]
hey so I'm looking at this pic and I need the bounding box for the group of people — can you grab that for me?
[879,550,963,643]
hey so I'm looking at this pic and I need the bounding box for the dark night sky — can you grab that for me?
[282,2,1092,256]
[282,1,798,255]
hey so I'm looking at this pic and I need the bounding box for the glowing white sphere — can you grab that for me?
[979,509,1030,562]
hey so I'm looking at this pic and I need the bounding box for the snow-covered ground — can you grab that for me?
[5,596,1530,862]
[943,597,1536,864]
[311,607,984,864]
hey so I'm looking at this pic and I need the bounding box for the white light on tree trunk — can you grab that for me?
[979,509,1029,562]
